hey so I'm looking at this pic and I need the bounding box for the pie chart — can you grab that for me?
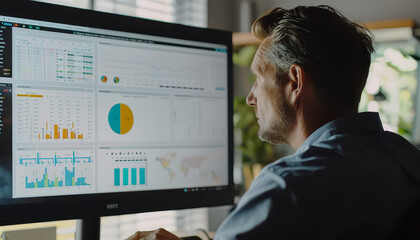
[108,103,134,135]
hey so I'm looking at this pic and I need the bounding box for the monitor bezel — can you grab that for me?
[0,1,234,225]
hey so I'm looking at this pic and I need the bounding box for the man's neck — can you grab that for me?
[287,106,356,150]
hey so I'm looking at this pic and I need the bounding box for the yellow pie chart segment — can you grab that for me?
[108,103,134,135]
[120,103,133,134]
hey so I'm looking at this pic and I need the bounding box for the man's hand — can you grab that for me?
[125,228,182,240]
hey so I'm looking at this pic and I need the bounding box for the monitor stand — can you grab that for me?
[76,217,100,240]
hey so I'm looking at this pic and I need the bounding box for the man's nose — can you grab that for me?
[246,89,256,107]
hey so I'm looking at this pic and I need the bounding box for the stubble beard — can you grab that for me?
[258,93,295,145]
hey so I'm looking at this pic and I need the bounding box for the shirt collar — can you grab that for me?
[296,112,384,154]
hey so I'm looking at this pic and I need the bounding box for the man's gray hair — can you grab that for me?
[252,6,374,110]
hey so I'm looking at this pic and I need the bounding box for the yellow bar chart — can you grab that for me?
[39,121,84,140]
[16,86,94,143]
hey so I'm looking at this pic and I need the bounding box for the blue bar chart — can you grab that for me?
[15,149,95,197]
[97,148,148,192]
[114,167,146,187]
[25,166,90,188]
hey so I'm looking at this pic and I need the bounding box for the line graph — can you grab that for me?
[100,60,205,80]
[97,43,212,89]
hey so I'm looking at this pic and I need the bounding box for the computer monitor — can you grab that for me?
[0,1,233,226]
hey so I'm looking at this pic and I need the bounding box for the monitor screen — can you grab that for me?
[0,2,233,225]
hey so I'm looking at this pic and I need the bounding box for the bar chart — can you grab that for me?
[38,121,84,140]
[97,148,149,192]
[15,87,94,143]
[14,149,95,197]
[114,167,146,186]
[25,166,90,188]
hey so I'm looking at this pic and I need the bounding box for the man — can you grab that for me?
[127,5,420,240]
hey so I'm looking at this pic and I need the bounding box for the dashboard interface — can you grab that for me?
[0,14,229,199]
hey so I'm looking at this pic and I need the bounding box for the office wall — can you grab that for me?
[255,0,420,23]
[209,0,420,32]
[207,0,237,31]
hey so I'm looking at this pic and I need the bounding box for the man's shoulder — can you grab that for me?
[263,129,420,183]
[264,143,346,181]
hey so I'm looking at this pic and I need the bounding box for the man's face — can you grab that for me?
[246,39,295,144]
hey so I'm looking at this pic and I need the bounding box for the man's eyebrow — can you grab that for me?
[251,55,263,75]
[250,65,256,75]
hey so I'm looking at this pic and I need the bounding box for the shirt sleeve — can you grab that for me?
[214,167,305,240]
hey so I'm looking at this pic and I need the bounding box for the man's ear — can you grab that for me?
[286,64,306,107]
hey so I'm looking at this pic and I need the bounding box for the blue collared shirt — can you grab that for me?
[215,112,420,239]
